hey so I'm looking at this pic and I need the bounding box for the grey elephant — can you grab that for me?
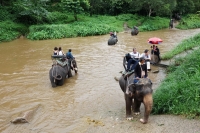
[150,54,159,64]
[49,56,72,87]
[119,75,153,124]
[131,26,139,35]
[108,36,118,45]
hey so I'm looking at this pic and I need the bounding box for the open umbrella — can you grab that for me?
[148,37,163,44]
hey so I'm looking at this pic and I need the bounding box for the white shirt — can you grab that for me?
[140,53,151,60]
[58,51,64,55]
[130,52,140,59]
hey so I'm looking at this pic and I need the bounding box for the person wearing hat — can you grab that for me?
[133,57,148,83]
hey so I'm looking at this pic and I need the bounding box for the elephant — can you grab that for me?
[119,75,153,124]
[150,54,159,64]
[108,36,118,45]
[49,57,72,87]
[131,26,139,35]
[169,19,174,29]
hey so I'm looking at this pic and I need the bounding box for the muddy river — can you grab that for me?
[0,28,200,133]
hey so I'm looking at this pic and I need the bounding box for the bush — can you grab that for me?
[46,11,69,24]
[176,14,200,29]
[0,21,27,42]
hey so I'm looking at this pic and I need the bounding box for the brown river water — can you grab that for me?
[1,28,200,133]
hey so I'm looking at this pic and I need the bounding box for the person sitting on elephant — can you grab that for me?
[126,58,138,72]
[58,47,65,56]
[133,57,148,84]
[130,48,140,60]
[53,47,58,55]
[140,49,151,61]
[110,32,117,38]
[66,49,74,69]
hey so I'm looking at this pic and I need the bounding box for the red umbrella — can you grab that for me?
[148,37,163,44]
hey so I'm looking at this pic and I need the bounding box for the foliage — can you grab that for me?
[0,6,15,22]
[61,0,89,21]
[0,21,27,42]
[176,14,200,29]
[129,0,176,17]
[14,0,50,24]
[138,16,169,31]
[27,15,123,40]
[162,33,200,60]
[152,45,200,118]
[46,11,69,24]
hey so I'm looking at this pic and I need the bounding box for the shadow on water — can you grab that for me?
[0,28,200,132]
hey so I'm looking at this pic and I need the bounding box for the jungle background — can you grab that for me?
[1,0,200,42]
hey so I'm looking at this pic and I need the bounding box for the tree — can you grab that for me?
[61,0,89,21]
[14,0,50,24]
[129,0,177,17]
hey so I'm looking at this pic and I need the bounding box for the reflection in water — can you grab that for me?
[1,28,200,132]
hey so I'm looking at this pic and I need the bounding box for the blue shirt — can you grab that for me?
[66,52,74,59]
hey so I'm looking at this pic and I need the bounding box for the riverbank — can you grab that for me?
[152,32,200,118]
[1,13,200,43]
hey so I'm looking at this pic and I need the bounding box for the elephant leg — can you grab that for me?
[124,94,133,120]
[68,69,72,77]
[140,94,153,124]
[132,98,141,115]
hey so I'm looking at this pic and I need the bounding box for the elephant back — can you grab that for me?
[108,36,117,45]
[131,29,139,36]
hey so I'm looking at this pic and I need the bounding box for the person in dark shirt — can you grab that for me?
[133,57,148,83]
[66,49,74,69]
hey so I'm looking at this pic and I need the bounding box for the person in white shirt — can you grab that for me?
[130,48,140,59]
[126,48,140,72]
[140,49,151,61]
[58,47,64,55]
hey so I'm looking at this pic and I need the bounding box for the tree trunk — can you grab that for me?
[74,12,78,21]
[148,8,152,17]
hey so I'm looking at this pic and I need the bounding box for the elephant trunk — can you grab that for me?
[54,75,62,80]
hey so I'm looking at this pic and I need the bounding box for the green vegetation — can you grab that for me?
[176,14,200,29]
[161,33,200,60]
[27,14,169,40]
[152,33,200,118]
[1,0,200,42]
[0,21,27,42]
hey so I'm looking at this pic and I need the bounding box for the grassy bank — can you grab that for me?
[1,13,170,41]
[176,14,200,30]
[0,21,27,43]
[152,33,200,118]
[161,33,200,60]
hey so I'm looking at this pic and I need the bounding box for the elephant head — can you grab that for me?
[49,63,72,87]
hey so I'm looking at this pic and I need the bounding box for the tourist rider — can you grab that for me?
[133,57,148,83]
[126,48,140,72]
[58,47,65,55]
[130,48,140,59]
[53,47,58,55]
[66,49,74,69]
[140,49,151,61]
